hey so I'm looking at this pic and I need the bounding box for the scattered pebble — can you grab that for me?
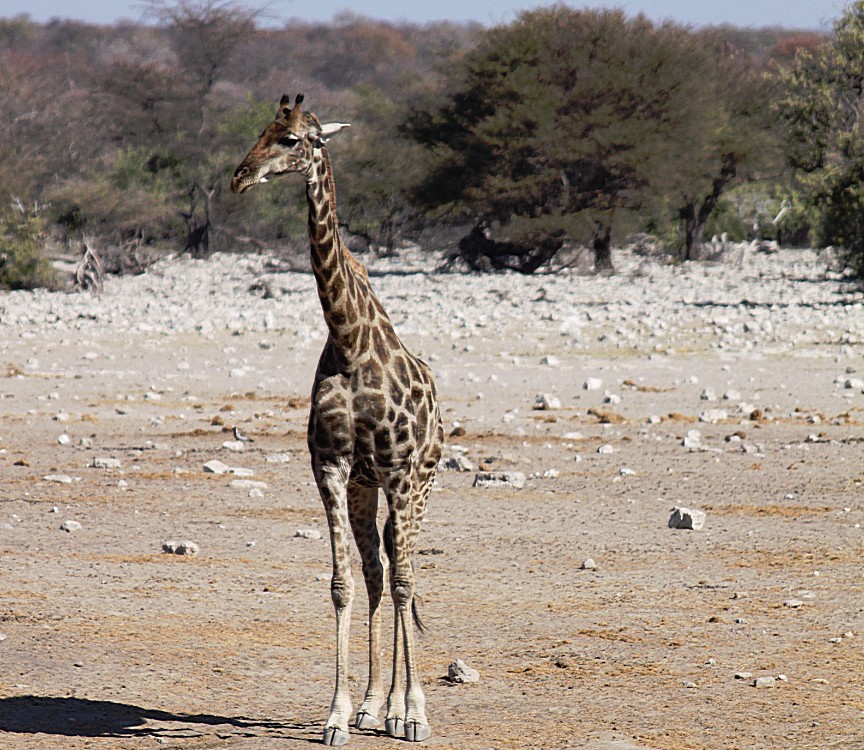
[783,599,804,609]
[265,453,292,463]
[472,471,526,489]
[295,529,322,540]
[668,506,706,531]
[162,540,199,555]
[44,474,73,484]
[752,676,776,688]
[583,377,603,391]
[447,658,480,684]
[60,520,82,533]
[92,457,121,469]
[580,558,597,570]
[735,671,753,680]
[440,455,475,472]
[533,393,561,410]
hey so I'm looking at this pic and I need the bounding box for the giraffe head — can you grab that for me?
[231,93,350,194]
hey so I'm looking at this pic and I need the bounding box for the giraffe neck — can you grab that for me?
[306,146,375,356]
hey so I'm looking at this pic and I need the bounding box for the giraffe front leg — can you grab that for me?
[319,474,355,747]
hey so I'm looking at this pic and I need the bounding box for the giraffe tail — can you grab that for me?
[383,517,427,636]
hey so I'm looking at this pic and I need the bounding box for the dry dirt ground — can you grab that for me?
[1,255,863,750]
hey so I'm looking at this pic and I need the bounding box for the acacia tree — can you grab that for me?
[776,1,864,275]
[674,31,784,259]
[406,7,720,272]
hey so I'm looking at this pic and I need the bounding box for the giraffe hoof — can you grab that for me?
[405,720,431,742]
[385,717,404,738]
[355,711,379,730]
[322,726,350,746]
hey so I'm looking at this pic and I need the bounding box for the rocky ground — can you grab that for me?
[0,245,862,750]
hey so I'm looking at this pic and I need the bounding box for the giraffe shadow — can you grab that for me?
[0,695,315,742]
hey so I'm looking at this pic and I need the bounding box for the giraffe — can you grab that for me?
[231,94,443,746]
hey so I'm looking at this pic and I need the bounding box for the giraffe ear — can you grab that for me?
[320,122,351,140]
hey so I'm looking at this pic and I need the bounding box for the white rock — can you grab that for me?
[682,430,702,450]
[722,389,742,401]
[783,599,804,609]
[668,506,706,530]
[44,474,73,484]
[533,393,561,410]
[597,444,615,454]
[222,440,245,452]
[440,455,475,472]
[162,540,199,555]
[844,377,864,389]
[472,471,526,489]
[203,459,232,474]
[447,658,480,683]
[752,676,776,688]
[583,377,603,391]
[229,479,268,489]
[580,558,597,570]
[57,434,71,446]
[295,528,322,540]
[699,409,728,423]
[92,457,121,469]
[60,520,82,533]
[540,355,560,366]
[265,453,292,463]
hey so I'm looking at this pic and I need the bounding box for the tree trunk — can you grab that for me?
[593,224,614,273]
[681,154,738,260]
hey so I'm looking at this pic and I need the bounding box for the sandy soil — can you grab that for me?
[0,247,862,750]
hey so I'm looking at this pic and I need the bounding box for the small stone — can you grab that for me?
[540,355,560,366]
[447,658,480,684]
[222,440,245,452]
[597,444,615,454]
[723,389,742,401]
[229,479,268,490]
[265,453,292,464]
[682,681,697,689]
[533,393,561,410]
[583,377,603,391]
[619,467,636,476]
[60,520,82,533]
[162,540,199,555]
[784,599,804,609]
[440,455,475,472]
[699,409,728,423]
[44,474,73,484]
[668,506,706,530]
[844,377,864,389]
[543,468,560,478]
[699,387,717,401]
[92,457,121,469]
[203,459,231,475]
[57,434,71,446]
[295,529,322,540]
[682,430,702,450]
[581,558,597,570]
[472,471,526,489]
[248,488,264,498]
[752,676,776,688]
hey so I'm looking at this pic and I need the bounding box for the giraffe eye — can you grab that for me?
[280,135,300,147]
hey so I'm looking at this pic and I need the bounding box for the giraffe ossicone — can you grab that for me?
[232,94,444,746]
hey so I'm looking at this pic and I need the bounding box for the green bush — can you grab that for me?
[0,209,55,290]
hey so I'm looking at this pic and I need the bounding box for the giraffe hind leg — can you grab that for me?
[383,484,431,742]
[347,485,386,731]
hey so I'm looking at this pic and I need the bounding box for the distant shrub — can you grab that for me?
[0,208,56,290]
